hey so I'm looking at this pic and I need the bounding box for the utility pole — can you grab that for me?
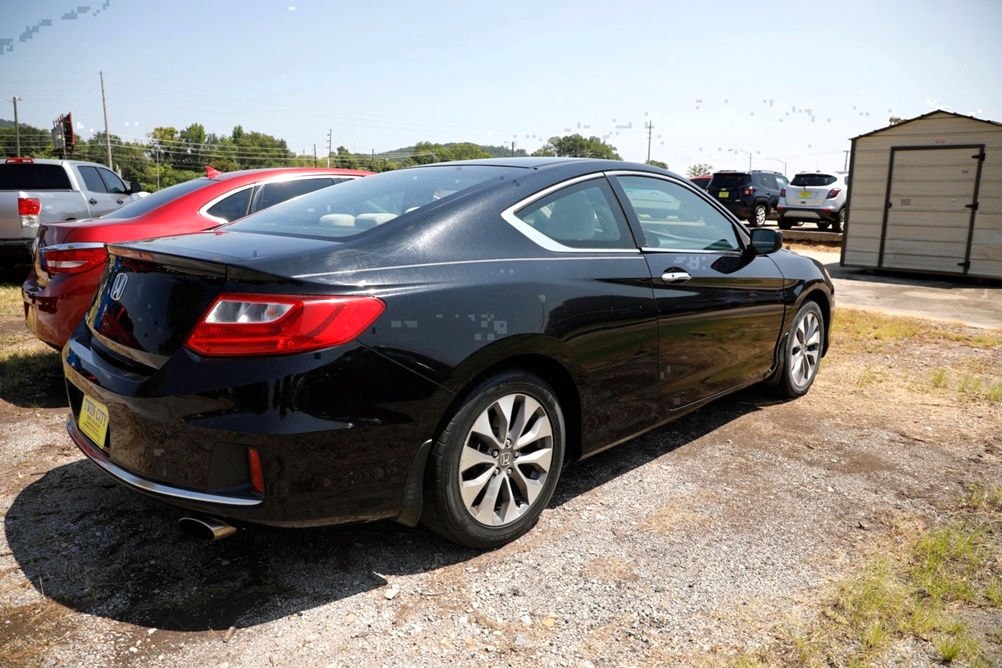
[645,121,653,163]
[12,96,22,155]
[100,72,112,169]
[843,150,850,171]
[313,143,317,167]
[327,129,332,168]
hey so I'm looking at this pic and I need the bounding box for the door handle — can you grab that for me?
[116,199,125,204]
[89,198,98,205]
[661,270,691,284]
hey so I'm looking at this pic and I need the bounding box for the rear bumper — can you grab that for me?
[777,206,840,223]
[22,270,98,349]
[62,330,444,528]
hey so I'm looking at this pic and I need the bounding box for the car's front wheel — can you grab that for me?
[751,203,767,227]
[774,301,824,399]
[422,370,565,549]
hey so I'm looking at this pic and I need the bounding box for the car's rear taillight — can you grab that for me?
[40,245,108,275]
[185,294,386,356]
[826,188,842,199]
[18,197,41,216]
[780,188,786,198]
[741,187,754,196]
[248,447,264,496]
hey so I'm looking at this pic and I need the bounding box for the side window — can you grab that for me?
[761,174,778,190]
[205,188,253,222]
[251,178,335,212]
[98,168,128,194]
[616,176,741,252]
[777,174,789,190]
[78,166,108,193]
[514,178,633,249]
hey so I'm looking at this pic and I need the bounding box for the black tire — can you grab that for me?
[778,219,795,230]
[832,208,846,233]
[816,221,831,231]
[751,203,767,227]
[422,370,565,549]
[774,301,824,399]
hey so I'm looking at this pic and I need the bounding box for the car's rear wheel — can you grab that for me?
[816,221,831,231]
[752,203,767,227]
[832,208,846,233]
[774,301,824,399]
[422,370,564,549]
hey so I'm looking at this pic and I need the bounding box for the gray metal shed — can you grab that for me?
[841,110,1002,279]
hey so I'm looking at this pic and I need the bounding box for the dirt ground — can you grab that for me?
[1,257,1000,667]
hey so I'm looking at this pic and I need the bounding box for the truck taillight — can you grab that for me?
[185,294,386,357]
[826,188,842,199]
[40,245,108,275]
[18,197,41,216]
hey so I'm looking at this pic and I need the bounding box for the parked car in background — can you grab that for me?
[689,174,711,190]
[62,157,834,550]
[0,157,144,264]
[707,170,789,227]
[23,166,371,349]
[777,172,848,232]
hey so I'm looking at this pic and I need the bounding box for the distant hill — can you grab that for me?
[383,143,528,159]
[0,119,15,130]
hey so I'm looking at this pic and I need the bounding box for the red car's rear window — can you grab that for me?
[101,178,213,219]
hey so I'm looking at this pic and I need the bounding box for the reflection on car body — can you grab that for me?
[62,157,834,549]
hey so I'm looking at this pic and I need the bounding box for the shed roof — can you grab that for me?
[852,110,1002,140]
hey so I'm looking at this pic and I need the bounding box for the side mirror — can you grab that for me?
[129,181,144,194]
[749,228,783,255]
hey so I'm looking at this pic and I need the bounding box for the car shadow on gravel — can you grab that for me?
[0,347,66,409]
[5,387,772,633]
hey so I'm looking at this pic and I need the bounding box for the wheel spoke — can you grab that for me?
[472,473,504,523]
[460,466,495,510]
[459,443,497,472]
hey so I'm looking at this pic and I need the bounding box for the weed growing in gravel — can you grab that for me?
[728,485,1002,667]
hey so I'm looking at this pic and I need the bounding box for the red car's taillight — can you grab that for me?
[40,245,108,274]
[18,197,41,216]
[185,294,386,357]
[826,188,842,199]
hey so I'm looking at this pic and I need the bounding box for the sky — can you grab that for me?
[2,0,1001,176]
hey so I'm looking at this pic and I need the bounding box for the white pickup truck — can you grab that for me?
[0,157,143,264]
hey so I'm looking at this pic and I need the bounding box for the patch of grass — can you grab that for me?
[836,308,1002,352]
[728,485,1002,667]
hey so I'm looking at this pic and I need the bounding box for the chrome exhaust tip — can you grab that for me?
[178,515,237,541]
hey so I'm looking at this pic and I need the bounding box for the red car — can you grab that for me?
[22,166,371,349]
[689,174,712,190]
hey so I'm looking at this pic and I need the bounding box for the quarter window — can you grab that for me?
[514,178,634,250]
[615,176,741,252]
[206,188,253,222]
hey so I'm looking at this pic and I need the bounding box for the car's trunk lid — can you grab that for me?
[86,232,347,369]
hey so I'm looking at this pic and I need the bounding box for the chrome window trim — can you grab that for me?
[500,173,640,254]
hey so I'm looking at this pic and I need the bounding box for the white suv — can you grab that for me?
[776,172,848,232]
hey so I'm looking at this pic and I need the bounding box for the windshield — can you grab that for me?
[223,164,515,239]
[101,178,211,219]
[709,173,750,187]
[790,174,837,187]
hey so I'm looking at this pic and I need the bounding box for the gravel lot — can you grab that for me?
[1,258,1000,667]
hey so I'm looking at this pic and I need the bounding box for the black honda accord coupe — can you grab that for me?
[63,157,834,549]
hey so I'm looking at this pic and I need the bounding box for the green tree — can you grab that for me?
[532,134,621,160]
[647,160,668,169]
[1,123,56,158]
[687,163,713,177]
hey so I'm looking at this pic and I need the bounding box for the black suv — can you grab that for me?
[707,170,789,227]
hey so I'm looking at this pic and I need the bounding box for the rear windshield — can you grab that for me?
[224,164,514,239]
[0,164,72,190]
[790,174,837,187]
[101,178,212,219]
[709,173,750,187]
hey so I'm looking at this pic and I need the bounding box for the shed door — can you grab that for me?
[880,146,983,274]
